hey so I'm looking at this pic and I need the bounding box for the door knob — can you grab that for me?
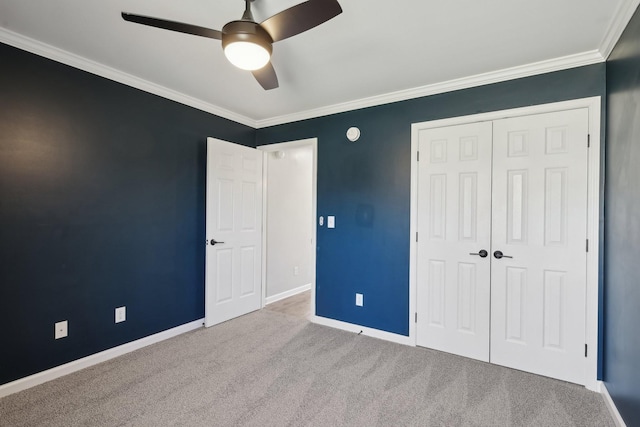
[493,250,512,259]
[469,249,488,258]
[210,239,225,246]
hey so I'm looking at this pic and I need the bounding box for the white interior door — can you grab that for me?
[490,109,589,384]
[205,137,263,327]
[416,122,493,362]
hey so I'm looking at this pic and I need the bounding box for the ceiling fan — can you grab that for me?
[122,0,342,90]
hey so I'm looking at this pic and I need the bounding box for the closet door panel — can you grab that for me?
[416,122,493,362]
[490,109,589,385]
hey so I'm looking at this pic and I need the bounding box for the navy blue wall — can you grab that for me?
[0,43,255,386]
[605,4,640,425]
[257,65,605,340]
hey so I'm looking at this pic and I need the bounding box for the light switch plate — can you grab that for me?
[328,216,335,228]
[356,293,363,307]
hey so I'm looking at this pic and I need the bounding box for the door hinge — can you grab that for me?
[585,344,588,357]
[586,239,589,252]
[416,232,418,242]
[417,151,420,161]
[415,312,418,323]
[587,134,591,148]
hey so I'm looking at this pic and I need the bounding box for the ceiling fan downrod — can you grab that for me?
[241,0,256,22]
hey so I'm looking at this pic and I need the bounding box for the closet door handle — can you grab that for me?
[469,250,488,258]
[493,250,512,259]
[209,239,225,246]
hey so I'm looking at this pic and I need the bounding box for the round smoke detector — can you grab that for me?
[346,127,361,142]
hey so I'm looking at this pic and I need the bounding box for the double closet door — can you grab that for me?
[416,108,589,385]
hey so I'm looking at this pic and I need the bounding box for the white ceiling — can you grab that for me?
[0,0,638,127]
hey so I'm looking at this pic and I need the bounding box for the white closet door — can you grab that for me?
[490,109,589,384]
[416,122,493,362]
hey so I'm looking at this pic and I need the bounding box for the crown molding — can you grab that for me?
[599,0,640,59]
[255,50,604,128]
[0,28,257,128]
[2,26,610,130]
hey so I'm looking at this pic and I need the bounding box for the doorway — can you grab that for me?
[258,138,318,317]
[409,97,601,390]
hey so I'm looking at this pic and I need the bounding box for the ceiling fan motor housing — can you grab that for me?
[221,20,273,54]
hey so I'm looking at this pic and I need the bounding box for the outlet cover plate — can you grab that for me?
[115,306,126,323]
[55,320,68,339]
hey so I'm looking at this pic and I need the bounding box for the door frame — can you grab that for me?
[257,138,318,317]
[409,97,601,391]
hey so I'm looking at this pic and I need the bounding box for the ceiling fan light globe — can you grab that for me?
[221,20,273,71]
[224,42,271,71]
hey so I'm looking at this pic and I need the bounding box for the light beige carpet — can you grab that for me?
[0,309,614,426]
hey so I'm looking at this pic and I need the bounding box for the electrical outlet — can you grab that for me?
[115,306,126,323]
[356,293,363,307]
[55,321,68,339]
[294,266,299,276]
[328,216,335,228]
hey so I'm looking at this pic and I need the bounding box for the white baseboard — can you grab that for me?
[599,381,627,427]
[310,315,414,347]
[0,319,204,398]
[265,284,311,305]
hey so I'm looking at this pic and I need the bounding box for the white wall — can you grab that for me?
[265,145,313,300]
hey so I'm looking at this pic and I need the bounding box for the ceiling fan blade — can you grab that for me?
[252,62,279,90]
[121,13,222,40]
[260,0,342,43]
